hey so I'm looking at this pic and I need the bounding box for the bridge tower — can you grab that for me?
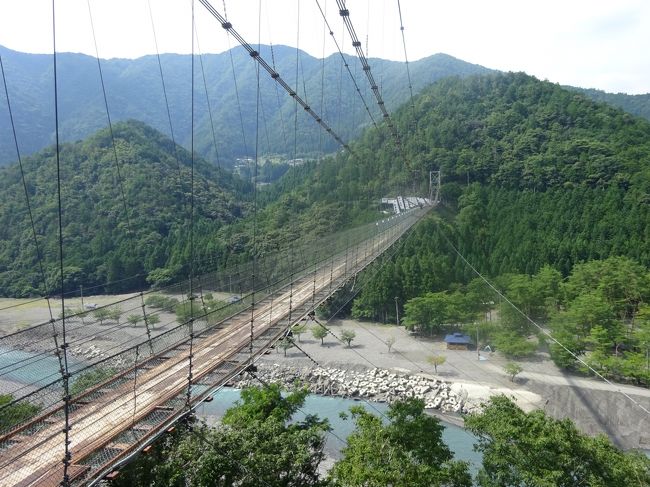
[429,170,441,205]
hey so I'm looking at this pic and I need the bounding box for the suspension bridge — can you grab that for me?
[0,206,432,486]
[0,0,438,483]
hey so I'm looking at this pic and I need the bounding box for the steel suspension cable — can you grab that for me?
[194,26,222,169]
[268,40,289,151]
[186,0,196,412]
[0,56,55,323]
[318,0,327,159]
[258,89,271,158]
[222,0,250,163]
[248,0,262,361]
[198,0,352,153]
[314,0,378,130]
[335,0,402,149]
[52,2,72,485]
[396,0,416,124]
[86,0,134,235]
[146,0,185,191]
[287,0,301,336]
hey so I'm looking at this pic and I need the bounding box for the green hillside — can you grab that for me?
[231,72,650,373]
[0,44,491,167]
[570,86,650,123]
[322,72,650,381]
[0,120,251,297]
[254,72,650,281]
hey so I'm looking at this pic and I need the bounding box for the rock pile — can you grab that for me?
[71,344,105,360]
[234,364,479,414]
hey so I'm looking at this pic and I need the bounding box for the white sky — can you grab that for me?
[0,0,648,94]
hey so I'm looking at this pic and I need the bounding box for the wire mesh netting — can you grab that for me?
[0,208,428,486]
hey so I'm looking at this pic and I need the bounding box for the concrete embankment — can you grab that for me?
[233,363,482,414]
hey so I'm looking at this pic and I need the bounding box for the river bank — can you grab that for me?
[232,363,481,416]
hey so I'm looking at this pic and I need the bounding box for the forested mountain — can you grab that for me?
[570,86,650,123]
[230,72,650,323]
[0,120,251,297]
[0,44,491,167]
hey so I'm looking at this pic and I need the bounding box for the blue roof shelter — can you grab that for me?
[444,332,473,350]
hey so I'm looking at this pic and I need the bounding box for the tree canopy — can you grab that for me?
[465,395,650,486]
[330,398,471,487]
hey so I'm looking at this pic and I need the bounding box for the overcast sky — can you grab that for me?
[0,0,648,94]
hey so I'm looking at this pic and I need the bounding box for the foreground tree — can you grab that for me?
[465,395,650,486]
[330,398,471,486]
[115,385,329,486]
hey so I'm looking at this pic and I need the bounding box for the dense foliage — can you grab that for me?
[571,86,650,123]
[113,387,649,486]
[465,395,650,486]
[115,385,329,486]
[350,72,650,311]
[0,120,251,297]
[330,399,471,486]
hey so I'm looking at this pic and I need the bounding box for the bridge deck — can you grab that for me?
[0,210,425,486]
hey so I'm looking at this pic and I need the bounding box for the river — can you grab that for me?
[195,387,482,473]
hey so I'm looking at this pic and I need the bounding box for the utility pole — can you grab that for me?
[476,322,480,360]
[80,284,84,309]
[394,296,400,326]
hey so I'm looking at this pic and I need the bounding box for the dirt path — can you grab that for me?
[271,318,650,450]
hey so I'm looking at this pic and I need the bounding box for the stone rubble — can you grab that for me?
[234,364,481,414]
[71,344,106,360]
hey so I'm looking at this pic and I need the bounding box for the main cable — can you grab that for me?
[198,0,353,153]
[335,0,403,151]
[314,0,378,130]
